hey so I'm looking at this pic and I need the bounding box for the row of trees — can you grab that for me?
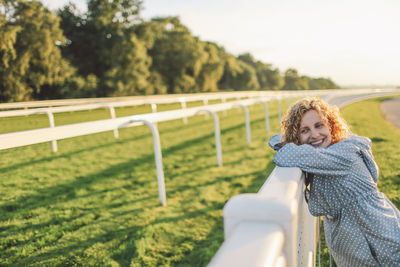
[0,0,340,102]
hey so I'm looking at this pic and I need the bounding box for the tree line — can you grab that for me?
[0,0,340,102]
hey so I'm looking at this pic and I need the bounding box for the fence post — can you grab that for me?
[151,103,157,113]
[222,98,227,116]
[256,100,270,133]
[195,110,222,166]
[233,104,251,145]
[119,119,167,206]
[105,104,119,138]
[278,97,282,123]
[179,98,188,124]
[34,110,57,152]
[202,98,210,119]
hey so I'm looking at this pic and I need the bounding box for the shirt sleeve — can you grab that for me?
[273,141,359,177]
[268,134,284,151]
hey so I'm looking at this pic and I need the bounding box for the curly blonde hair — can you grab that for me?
[281,97,350,145]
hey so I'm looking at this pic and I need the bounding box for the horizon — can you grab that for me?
[41,0,400,87]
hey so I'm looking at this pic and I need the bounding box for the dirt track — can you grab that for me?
[381,98,400,130]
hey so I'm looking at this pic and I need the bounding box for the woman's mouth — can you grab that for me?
[310,139,324,147]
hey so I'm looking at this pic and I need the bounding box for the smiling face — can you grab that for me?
[299,109,332,148]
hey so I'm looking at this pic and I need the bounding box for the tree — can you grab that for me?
[0,0,75,101]
[0,1,21,70]
[218,53,243,90]
[234,60,260,90]
[238,53,283,90]
[58,0,153,96]
[196,42,225,92]
[282,68,309,90]
[219,53,259,91]
[147,17,209,93]
[308,77,340,90]
[260,68,284,90]
[103,32,153,96]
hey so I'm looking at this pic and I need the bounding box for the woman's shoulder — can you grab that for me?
[335,133,371,149]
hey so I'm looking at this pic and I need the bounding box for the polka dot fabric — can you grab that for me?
[269,134,400,266]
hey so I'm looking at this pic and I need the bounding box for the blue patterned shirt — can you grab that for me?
[269,134,400,266]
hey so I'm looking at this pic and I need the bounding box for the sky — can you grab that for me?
[42,0,400,87]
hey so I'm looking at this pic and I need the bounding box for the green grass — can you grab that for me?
[0,99,291,266]
[1,96,399,266]
[342,97,400,205]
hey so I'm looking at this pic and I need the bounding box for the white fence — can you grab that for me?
[0,91,319,153]
[208,167,317,267]
[0,97,289,206]
[1,89,398,206]
[0,90,309,144]
[0,90,321,111]
[1,89,355,120]
[0,91,281,113]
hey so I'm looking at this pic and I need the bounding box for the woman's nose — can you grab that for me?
[311,128,319,138]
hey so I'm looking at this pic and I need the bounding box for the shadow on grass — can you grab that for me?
[0,117,214,173]
[1,112,278,265]
[0,113,276,174]
[2,158,277,266]
[371,137,387,143]
[10,202,223,266]
[0,114,274,216]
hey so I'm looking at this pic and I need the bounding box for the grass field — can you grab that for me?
[0,98,289,266]
[341,97,400,208]
[1,96,399,266]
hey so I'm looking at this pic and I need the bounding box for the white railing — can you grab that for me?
[1,89,398,206]
[208,167,317,267]
[0,90,327,151]
[1,88,396,113]
[3,88,360,117]
[0,90,327,111]
[0,91,307,140]
[2,88,395,135]
[0,90,322,154]
[0,97,286,206]
[0,91,273,112]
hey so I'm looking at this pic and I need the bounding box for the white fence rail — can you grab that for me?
[0,90,324,111]
[1,89,399,206]
[0,91,273,112]
[0,91,318,152]
[0,90,310,142]
[0,90,332,125]
[1,89,355,118]
[208,167,317,267]
[0,97,287,206]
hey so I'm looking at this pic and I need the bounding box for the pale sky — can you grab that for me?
[42,0,400,87]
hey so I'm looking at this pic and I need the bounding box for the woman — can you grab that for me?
[269,98,400,266]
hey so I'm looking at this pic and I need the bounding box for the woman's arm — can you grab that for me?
[273,141,359,177]
[268,134,284,151]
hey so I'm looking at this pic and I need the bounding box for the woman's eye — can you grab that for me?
[301,129,309,134]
